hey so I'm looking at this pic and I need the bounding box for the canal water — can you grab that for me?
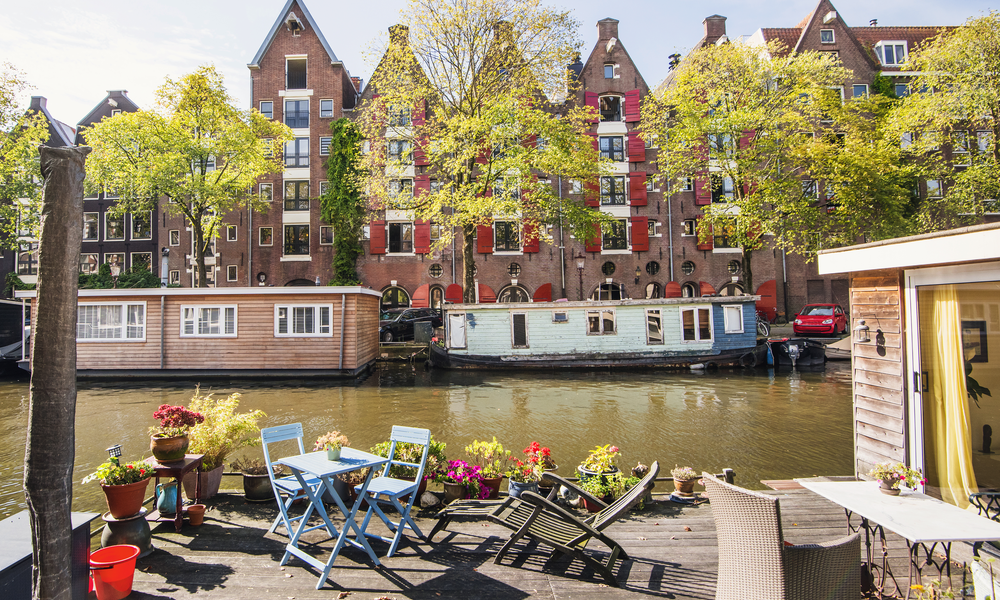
[0,362,854,520]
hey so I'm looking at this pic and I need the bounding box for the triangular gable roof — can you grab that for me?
[580,19,650,94]
[248,0,341,67]
[29,97,75,147]
[77,91,140,130]
[792,0,875,70]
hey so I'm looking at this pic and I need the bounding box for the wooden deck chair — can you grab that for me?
[488,461,660,586]
[357,426,431,557]
[702,472,860,600]
[260,423,322,537]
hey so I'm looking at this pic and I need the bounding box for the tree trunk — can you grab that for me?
[742,248,754,297]
[26,145,88,600]
[462,224,476,303]
[193,221,207,288]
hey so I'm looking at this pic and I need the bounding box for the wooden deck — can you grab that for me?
[122,487,970,599]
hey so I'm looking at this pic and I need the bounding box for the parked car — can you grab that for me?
[379,308,443,343]
[792,304,848,336]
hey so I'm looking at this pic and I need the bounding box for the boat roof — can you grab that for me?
[14,286,381,299]
[442,296,760,311]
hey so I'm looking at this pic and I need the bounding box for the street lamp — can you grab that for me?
[576,254,586,301]
[634,266,641,286]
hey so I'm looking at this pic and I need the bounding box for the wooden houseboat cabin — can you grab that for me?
[817,222,1000,509]
[16,287,381,379]
[430,297,760,369]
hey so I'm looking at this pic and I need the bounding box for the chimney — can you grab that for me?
[703,15,727,44]
[389,24,409,46]
[351,77,363,93]
[30,96,47,111]
[870,19,878,27]
[597,18,619,42]
[566,52,583,90]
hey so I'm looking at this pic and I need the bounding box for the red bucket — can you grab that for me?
[90,544,140,600]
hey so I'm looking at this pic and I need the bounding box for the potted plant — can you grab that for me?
[577,472,644,512]
[670,465,699,495]
[315,431,350,461]
[82,456,154,519]
[371,436,447,497]
[869,461,924,496]
[183,387,266,500]
[506,442,550,498]
[464,437,511,499]
[148,404,204,463]
[578,444,621,481]
[230,457,278,502]
[435,460,489,503]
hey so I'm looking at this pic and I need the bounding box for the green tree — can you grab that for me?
[641,41,853,292]
[321,119,365,285]
[84,65,293,286]
[0,62,48,245]
[358,0,602,302]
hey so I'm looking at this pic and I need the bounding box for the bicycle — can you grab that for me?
[755,311,771,337]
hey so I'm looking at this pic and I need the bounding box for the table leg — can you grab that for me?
[318,472,381,590]
[174,476,183,532]
[280,468,337,569]
[906,541,952,599]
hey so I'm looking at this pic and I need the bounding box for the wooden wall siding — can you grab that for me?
[850,270,907,476]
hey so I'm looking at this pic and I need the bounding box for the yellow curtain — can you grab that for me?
[923,284,978,508]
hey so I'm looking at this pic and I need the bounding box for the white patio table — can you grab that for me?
[278,448,389,589]
[798,479,1000,599]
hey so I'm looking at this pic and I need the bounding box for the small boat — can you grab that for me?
[767,338,827,367]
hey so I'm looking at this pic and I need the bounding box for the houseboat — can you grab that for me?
[428,296,760,370]
[15,286,381,379]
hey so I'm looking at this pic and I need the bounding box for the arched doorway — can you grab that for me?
[645,282,662,299]
[381,286,410,310]
[497,285,530,303]
[681,282,699,298]
[590,282,626,301]
[430,285,445,309]
[718,282,745,296]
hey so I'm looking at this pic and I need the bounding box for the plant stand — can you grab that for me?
[143,454,203,532]
[101,509,154,558]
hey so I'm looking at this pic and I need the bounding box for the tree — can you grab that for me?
[890,11,1000,222]
[641,41,854,292]
[321,119,365,285]
[84,65,293,286]
[0,62,48,244]
[357,0,602,302]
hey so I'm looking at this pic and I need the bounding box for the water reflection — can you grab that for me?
[0,362,854,519]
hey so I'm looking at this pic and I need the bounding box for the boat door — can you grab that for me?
[447,313,467,349]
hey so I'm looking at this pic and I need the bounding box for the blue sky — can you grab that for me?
[3,0,993,127]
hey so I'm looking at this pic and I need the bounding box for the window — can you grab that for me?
[599,95,622,122]
[319,136,331,156]
[169,270,180,285]
[131,212,151,240]
[714,224,737,249]
[226,225,237,242]
[728,260,742,275]
[284,181,309,211]
[78,303,146,341]
[926,179,943,198]
[978,131,993,155]
[646,261,660,276]
[901,132,913,149]
[284,99,309,128]
[852,84,868,98]
[681,307,712,341]
[681,260,696,276]
[110,109,121,117]
[388,179,413,199]
[286,58,307,89]
[260,183,273,202]
[599,136,625,161]
[586,309,616,335]
[285,137,309,167]
[387,140,412,164]
[227,265,237,282]
[648,220,661,237]
[131,252,152,272]
[495,221,520,252]
[320,226,333,244]
[646,309,664,345]
[80,253,99,274]
[181,305,237,337]
[570,180,582,195]
[952,131,970,166]
[320,99,333,118]
[682,219,696,236]
[601,261,616,276]
[875,41,907,66]
[388,106,411,127]
[430,223,443,240]
[803,179,818,199]
[259,227,273,246]
[723,305,744,333]
[260,101,273,119]
[552,311,568,323]
[820,29,835,43]
[317,181,330,197]
[708,133,734,156]
[284,225,309,255]
[603,63,615,79]
[602,219,628,250]
[646,178,654,192]
[712,175,734,202]
[681,177,693,191]
[600,176,626,205]
[275,305,332,337]
[507,263,521,277]
[106,214,124,240]
[894,83,910,98]
[511,313,528,348]
[427,264,444,279]
[388,222,413,253]
[105,253,125,275]
[83,213,99,241]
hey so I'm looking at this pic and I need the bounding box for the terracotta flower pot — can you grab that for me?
[674,478,697,495]
[150,434,189,463]
[102,479,151,519]
[181,465,225,501]
[482,476,503,500]
[187,504,206,526]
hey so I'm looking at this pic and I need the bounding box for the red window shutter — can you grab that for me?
[411,284,430,308]
[477,224,494,254]
[532,283,552,303]
[588,132,598,152]
[630,216,649,252]
[584,92,599,123]
[696,216,713,250]
[414,175,430,198]
[628,131,646,162]
[584,223,602,252]
[738,129,755,149]
[414,134,429,166]
[412,99,426,127]
[369,220,386,255]
[664,281,682,298]
[476,145,491,164]
[522,134,537,149]
[624,89,642,122]
[522,221,539,253]
[414,219,431,254]
[445,284,463,304]
[584,180,599,207]
[694,174,712,205]
[629,172,647,206]
[370,93,385,129]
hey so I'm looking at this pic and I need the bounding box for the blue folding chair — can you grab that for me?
[261,423,323,537]
[357,426,431,557]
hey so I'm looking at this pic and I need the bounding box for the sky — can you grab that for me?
[3,0,994,128]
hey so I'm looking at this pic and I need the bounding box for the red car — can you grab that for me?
[792,304,848,336]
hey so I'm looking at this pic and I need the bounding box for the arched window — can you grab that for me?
[681,282,699,298]
[591,282,626,301]
[719,282,745,296]
[645,282,662,299]
[497,285,530,303]
[381,286,410,310]
[430,286,445,309]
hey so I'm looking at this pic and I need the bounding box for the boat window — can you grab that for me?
[681,307,712,341]
[274,304,333,337]
[586,309,616,335]
[646,309,664,345]
[511,313,528,348]
[723,305,744,333]
[181,305,237,338]
[77,302,146,341]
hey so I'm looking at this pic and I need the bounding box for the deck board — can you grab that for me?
[121,488,968,599]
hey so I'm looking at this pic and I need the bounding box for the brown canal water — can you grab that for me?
[0,361,854,520]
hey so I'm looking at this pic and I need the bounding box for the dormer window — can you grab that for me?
[285,12,304,36]
[875,41,907,66]
[820,29,835,44]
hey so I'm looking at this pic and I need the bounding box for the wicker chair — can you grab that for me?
[702,472,861,600]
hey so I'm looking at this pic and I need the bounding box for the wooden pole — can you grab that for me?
[25,145,88,600]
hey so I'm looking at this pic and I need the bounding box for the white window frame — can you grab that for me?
[646,309,664,345]
[130,211,152,240]
[227,265,237,282]
[105,213,124,241]
[259,227,273,246]
[680,306,713,342]
[586,309,616,335]
[180,305,238,338]
[169,230,180,246]
[648,221,662,238]
[320,226,334,245]
[169,270,180,285]
[875,41,908,66]
[130,252,153,272]
[319,136,332,156]
[80,253,99,274]
[682,219,697,237]
[259,101,273,119]
[77,302,146,342]
[226,225,237,242]
[723,304,744,333]
[319,99,334,118]
[83,212,99,241]
[820,29,835,44]
[259,182,273,202]
[274,304,333,337]
[319,181,330,196]
[852,84,869,99]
